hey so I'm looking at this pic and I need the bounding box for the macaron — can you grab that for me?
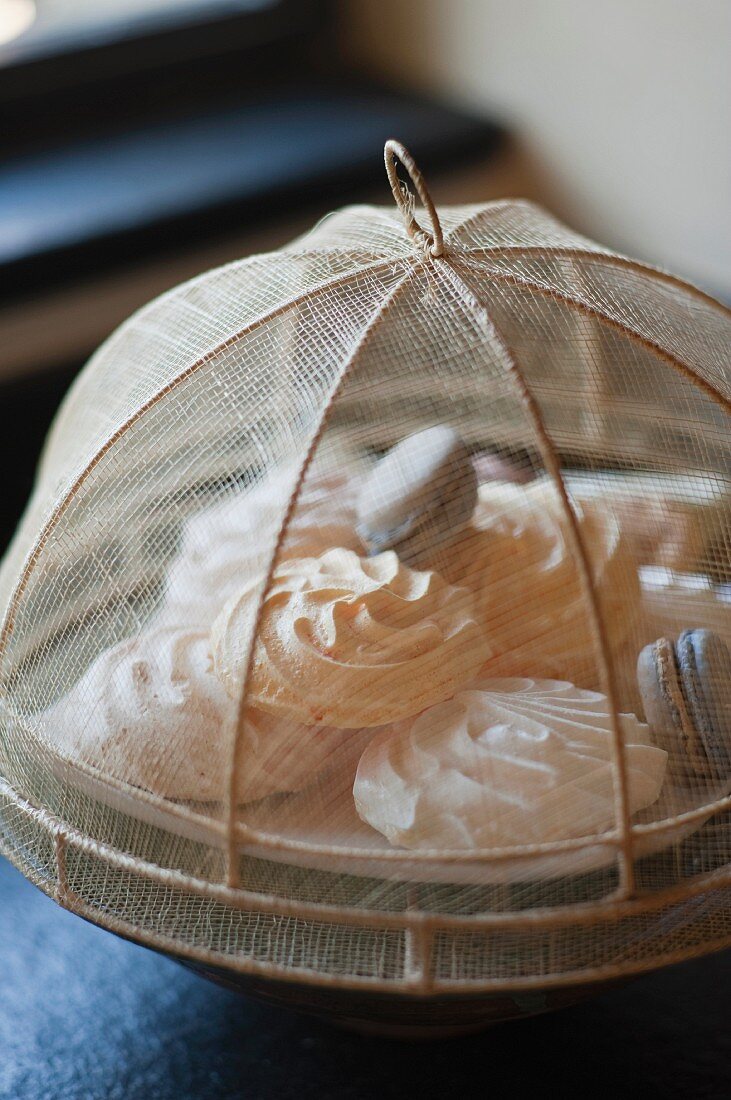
[676,629,731,778]
[637,629,731,783]
[355,426,477,568]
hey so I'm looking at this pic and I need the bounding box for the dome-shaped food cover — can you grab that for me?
[1,142,729,1030]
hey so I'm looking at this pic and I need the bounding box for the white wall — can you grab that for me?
[345,0,731,298]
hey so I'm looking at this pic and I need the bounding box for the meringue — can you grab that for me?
[42,627,358,803]
[230,707,368,803]
[161,464,364,629]
[211,548,489,727]
[353,678,667,850]
[562,470,731,580]
[441,480,640,691]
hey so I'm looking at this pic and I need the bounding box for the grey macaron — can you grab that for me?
[637,629,731,783]
[356,426,477,568]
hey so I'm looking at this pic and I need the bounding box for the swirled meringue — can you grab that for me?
[211,548,490,727]
[441,481,640,691]
[42,628,232,800]
[353,678,667,849]
[161,464,365,629]
[42,627,360,802]
[230,707,369,803]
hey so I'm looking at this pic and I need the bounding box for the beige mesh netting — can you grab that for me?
[1,140,730,999]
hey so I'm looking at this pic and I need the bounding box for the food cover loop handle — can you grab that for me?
[384,139,444,258]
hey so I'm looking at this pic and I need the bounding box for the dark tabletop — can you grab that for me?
[1,857,729,1100]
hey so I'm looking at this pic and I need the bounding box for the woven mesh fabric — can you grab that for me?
[1,153,730,995]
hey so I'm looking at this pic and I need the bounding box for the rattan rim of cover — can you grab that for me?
[0,140,730,996]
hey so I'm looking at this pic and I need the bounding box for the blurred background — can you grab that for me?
[1,0,729,556]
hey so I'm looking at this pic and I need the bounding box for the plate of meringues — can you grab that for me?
[21,431,731,886]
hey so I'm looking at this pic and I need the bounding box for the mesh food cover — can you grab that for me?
[1,141,730,1004]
